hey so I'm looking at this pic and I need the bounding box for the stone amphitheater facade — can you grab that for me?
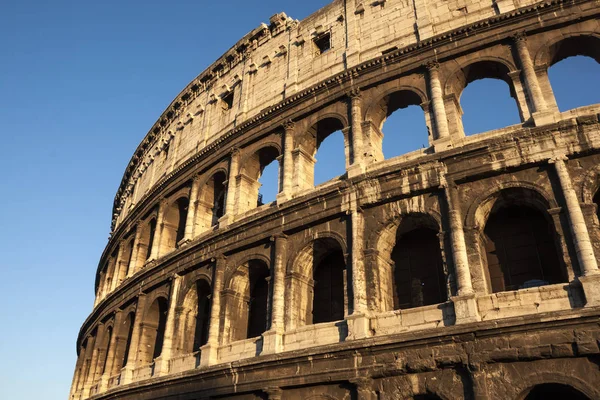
[69,0,600,398]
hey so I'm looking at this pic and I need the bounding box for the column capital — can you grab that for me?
[511,30,527,42]
[425,61,440,71]
[229,147,241,157]
[270,233,289,241]
[347,87,361,99]
[548,153,568,164]
[282,119,295,131]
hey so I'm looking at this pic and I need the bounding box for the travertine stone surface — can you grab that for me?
[71,0,600,399]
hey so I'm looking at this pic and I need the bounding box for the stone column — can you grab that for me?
[154,274,182,376]
[111,244,127,291]
[440,172,479,323]
[513,33,554,125]
[121,294,147,384]
[221,149,241,226]
[76,334,96,397]
[149,200,166,260]
[99,311,122,392]
[127,224,142,277]
[277,121,295,203]
[263,234,287,354]
[200,256,225,367]
[427,62,451,143]
[346,195,371,340]
[183,175,200,242]
[348,89,365,177]
[550,156,600,305]
[83,323,106,396]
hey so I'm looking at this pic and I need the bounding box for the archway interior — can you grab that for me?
[312,240,346,324]
[547,37,600,112]
[100,326,113,375]
[378,90,429,158]
[247,260,270,338]
[391,215,446,310]
[119,312,135,370]
[243,146,280,209]
[144,218,157,261]
[307,118,346,186]
[594,188,600,223]
[180,279,212,354]
[162,197,189,252]
[456,61,521,135]
[196,171,226,234]
[139,297,169,364]
[484,205,564,292]
[524,383,590,400]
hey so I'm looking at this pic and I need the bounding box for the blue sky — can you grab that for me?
[0,1,597,399]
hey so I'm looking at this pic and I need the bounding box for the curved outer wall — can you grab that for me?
[72,0,600,399]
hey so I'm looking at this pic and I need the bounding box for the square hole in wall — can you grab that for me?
[222,91,234,110]
[314,32,331,56]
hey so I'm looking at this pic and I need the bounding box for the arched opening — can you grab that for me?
[239,146,280,213]
[391,216,446,309]
[179,279,212,354]
[100,326,113,375]
[161,196,189,253]
[484,205,565,292]
[195,171,227,234]
[524,383,589,400]
[247,262,270,338]
[374,90,429,159]
[137,217,157,263]
[543,36,600,113]
[117,312,135,371]
[138,297,168,365]
[312,245,346,324]
[123,239,134,277]
[298,117,346,188]
[224,259,270,341]
[258,160,279,205]
[448,61,521,135]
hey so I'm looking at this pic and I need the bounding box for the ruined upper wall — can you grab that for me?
[112,0,541,230]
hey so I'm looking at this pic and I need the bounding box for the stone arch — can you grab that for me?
[111,310,135,374]
[363,86,431,161]
[133,215,158,271]
[444,58,521,136]
[580,164,600,203]
[176,277,212,355]
[238,144,282,212]
[513,371,598,400]
[534,32,600,68]
[469,185,567,293]
[363,86,428,128]
[373,212,445,312]
[160,194,190,254]
[294,114,349,189]
[138,296,169,365]
[221,258,270,342]
[533,32,600,113]
[465,181,557,228]
[286,235,348,328]
[195,169,228,234]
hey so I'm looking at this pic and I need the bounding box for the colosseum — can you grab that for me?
[70,0,600,398]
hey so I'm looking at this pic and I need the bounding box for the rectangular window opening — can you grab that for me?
[314,32,331,56]
[222,91,234,110]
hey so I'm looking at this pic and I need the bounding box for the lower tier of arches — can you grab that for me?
[80,310,600,400]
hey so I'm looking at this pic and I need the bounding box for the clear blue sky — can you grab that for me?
[0,1,597,399]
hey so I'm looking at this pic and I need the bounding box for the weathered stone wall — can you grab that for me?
[71,0,600,399]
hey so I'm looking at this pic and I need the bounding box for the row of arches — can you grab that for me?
[99,34,600,301]
[83,189,576,391]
